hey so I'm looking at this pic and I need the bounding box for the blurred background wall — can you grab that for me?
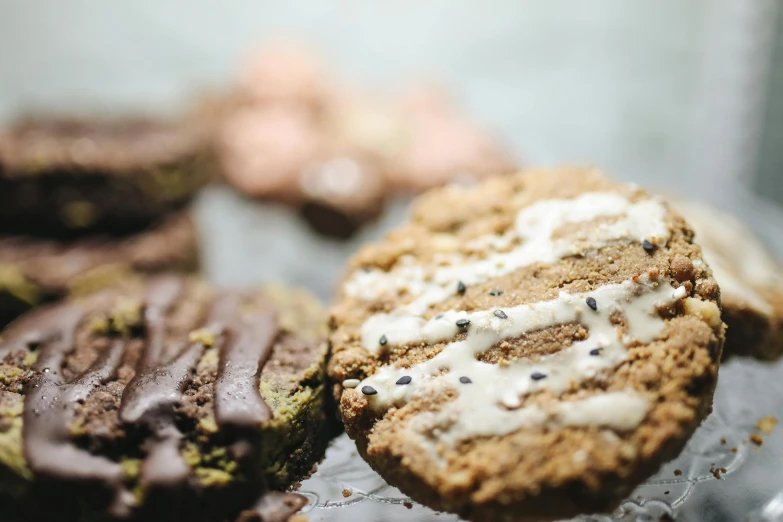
[1,0,780,209]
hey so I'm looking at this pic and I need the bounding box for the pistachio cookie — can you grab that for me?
[0,116,212,236]
[0,212,199,328]
[0,275,329,522]
[329,168,724,522]
[674,200,783,360]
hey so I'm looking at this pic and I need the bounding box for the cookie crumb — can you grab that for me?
[404,501,413,509]
[757,416,778,435]
[730,448,737,453]
[673,469,682,476]
[750,433,764,446]
[710,465,727,479]
[342,489,352,498]
[720,437,727,445]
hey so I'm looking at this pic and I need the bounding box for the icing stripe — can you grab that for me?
[358,276,684,447]
[346,192,670,319]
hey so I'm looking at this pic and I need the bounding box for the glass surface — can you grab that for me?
[195,185,783,522]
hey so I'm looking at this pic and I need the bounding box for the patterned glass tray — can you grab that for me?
[196,186,783,522]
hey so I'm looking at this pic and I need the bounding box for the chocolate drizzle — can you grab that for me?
[208,292,278,428]
[0,276,306,521]
[119,275,192,486]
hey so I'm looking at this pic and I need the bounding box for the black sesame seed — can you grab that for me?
[457,281,467,294]
[459,376,472,384]
[531,372,547,381]
[489,289,504,296]
[586,297,597,311]
[493,309,508,319]
[456,319,471,328]
[396,376,412,385]
[379,334,388,346]
[361,386,377,396]
[589,347,604,356]
[642,239,655,253]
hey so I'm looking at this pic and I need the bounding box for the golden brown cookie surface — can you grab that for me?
[329,168,724,522]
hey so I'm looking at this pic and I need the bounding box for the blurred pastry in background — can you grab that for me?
[0,212,199,328]
[214,43,517,239]
[0,115,214,237]
[674,200,783,360]
[389,83,517,192]
[236,42,333,110]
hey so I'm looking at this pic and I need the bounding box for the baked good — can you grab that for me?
[0,275,329,521]
[674,200,783,360]
[387,83,516,191]
[215,44,515,239]
[216,103,385,239]
[0,116,213,236]
[328,168,724,521]
[0,212,199,328]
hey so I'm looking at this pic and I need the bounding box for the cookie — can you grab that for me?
[216,45,515,239]
[388,83,517,192]
[0,116,213,236]
[673,200,783,360]
[0,212,199,328]
[216,103,385,239]
[328,168,724,521]
[236,43,332,109]
[0,275,330,522]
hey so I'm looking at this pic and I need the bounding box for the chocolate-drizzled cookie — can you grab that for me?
[0,211,199,328]
[329,168,724,522]
[0,275,329,522]
[0,116,213,237]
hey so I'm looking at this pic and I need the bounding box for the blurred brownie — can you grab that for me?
[0,212,199,328]
[0,116,213,237]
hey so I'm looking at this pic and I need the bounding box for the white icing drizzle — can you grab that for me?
[346,192,671,339]
[342,191,684,452]
[357,277,685,449]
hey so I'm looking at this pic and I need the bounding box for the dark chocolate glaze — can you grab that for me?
[209,292,277,428]
[0,275,307,521]
[119,275,192,486]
